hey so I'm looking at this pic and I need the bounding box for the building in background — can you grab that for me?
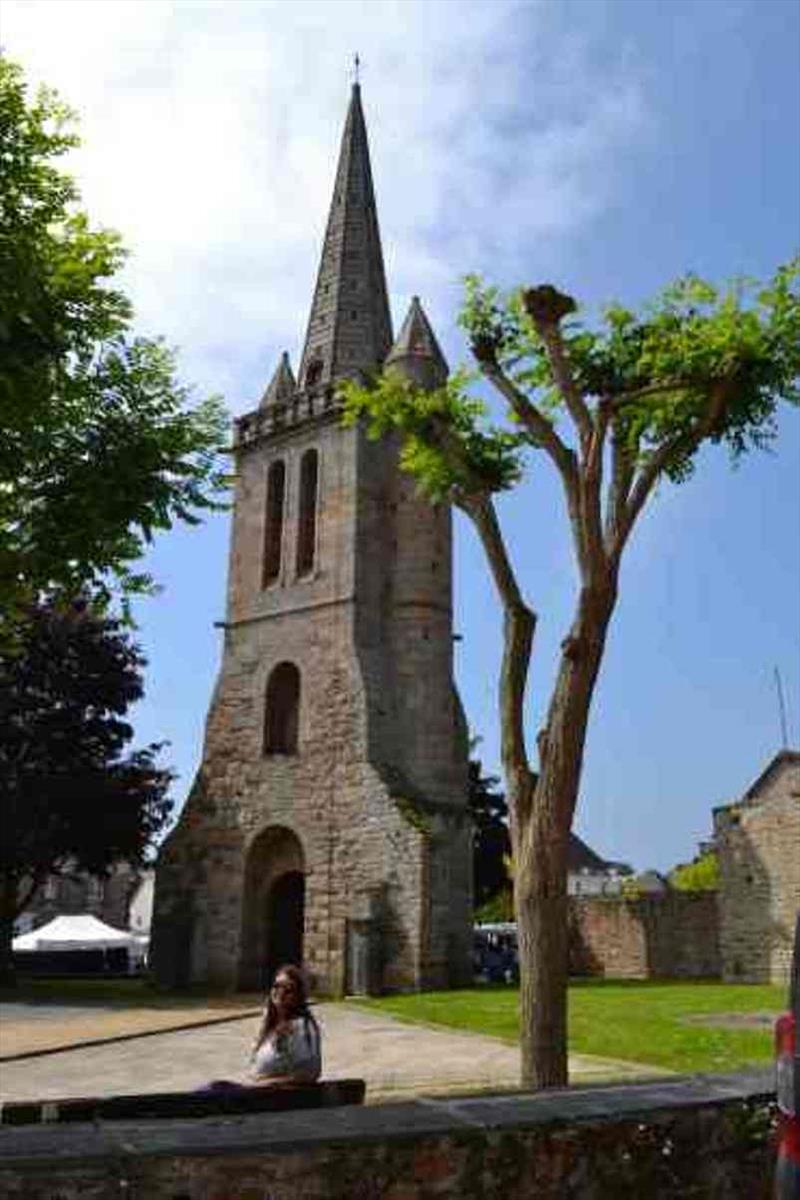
[567,834,632,897]
[715,749,800,985]
[14,862,142,938]
[128,869,155,936]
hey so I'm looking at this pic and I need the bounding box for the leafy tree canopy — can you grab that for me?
[0,599,173,976]
[344,261,799,507]
[669,848,720,892]
[0,58,228,634]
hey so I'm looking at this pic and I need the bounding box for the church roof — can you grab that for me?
[260,351,296,409]
[386,295,449,377]
[297,83,393,391]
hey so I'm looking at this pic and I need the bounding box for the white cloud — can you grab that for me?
[3,0,649,409]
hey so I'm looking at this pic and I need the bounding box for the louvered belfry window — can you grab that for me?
[264,662,300,755]
[262,460,286,586]
[296,449,319,577]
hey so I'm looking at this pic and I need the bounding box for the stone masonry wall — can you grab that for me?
[0,1072,775,1200]
[569,893,721,979]
[715,753,800,986]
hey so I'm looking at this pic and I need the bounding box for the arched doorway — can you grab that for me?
[266,870,305,982]
[239,826,305,991]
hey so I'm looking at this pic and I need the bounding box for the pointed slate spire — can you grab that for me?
[298,84,393,391]
[260,351,296,408]
[385,296,449,391]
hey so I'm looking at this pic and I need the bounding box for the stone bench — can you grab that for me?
[0,1078,365,1126]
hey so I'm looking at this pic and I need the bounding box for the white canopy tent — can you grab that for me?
[12,914,136,952]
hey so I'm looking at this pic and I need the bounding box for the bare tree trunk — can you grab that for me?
[513,579,617,1088]
[0,873,19,988]
[514,799,569,1087]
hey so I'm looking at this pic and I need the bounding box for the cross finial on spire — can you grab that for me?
[353,53,361,85]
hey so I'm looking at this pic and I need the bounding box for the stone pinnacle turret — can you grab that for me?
[385,296,449,391]
[297,83,393,391]
[260,351,296,408]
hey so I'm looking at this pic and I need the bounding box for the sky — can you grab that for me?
[4,0,799,873]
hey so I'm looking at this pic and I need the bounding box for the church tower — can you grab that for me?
[152,84,471,994]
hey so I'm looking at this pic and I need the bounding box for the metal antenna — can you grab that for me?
[353,53,361,85]
[774,665,789,748]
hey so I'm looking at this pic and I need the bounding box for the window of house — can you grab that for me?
[264,662,301,755]
[296,449,319,577]
[87,877,104,905]
[262,460,286,586]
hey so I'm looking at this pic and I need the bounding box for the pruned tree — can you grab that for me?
[0,58,228,642]
[0,600,173,983]
[343,260,800,1087]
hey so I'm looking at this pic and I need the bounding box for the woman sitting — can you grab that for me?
[250,963,321,1086]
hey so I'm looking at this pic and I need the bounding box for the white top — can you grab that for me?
[252,1015,321,1081]
[12,914,134,951]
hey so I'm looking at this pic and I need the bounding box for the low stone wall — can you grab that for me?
[569,892,721,979]
[0,1070,775,1199]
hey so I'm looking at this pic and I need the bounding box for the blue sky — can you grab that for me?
[5,0,799,872]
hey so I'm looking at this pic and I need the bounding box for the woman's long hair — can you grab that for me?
[252,963,317,1056]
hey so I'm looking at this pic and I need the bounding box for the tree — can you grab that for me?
[0,58,228,639]
[343,260,800,1088]
[669,848,720,892]
[468,758,512,913]
[0,600,173,983]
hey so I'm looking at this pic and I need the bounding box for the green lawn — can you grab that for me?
[353,980,786,1074]
[0,977,258,1008]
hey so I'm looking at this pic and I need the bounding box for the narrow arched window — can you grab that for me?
[264,662,300,755]
[296,449,319,577]
[306,358,323,389]
[262,460,285,587]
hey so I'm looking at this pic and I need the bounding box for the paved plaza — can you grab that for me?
[0,1001,670,1104]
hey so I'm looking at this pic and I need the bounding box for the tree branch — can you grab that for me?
[6,868,47,923]
[614,378,702,405]
[579,396,611,581]
[613,375,736,555]
[522,286,594,451]
[479,359,579,498]
[604,413,637,560]
[457,492,537,829]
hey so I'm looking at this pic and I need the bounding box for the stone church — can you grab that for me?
[151,83,472,995]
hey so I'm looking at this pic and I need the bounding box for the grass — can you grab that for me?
[353,980,786,1075]
[0,976,259,1009]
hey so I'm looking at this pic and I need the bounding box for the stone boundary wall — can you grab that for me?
[568,892,721,979]
[0,1070,775,1199]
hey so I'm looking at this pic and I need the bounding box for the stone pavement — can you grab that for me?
[0,996,261,1059]
[0,1002,671,1104]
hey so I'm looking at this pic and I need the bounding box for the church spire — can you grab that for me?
[298,83,393,391]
